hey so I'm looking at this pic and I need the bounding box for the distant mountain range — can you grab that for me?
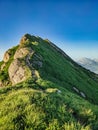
[76,57,98,74]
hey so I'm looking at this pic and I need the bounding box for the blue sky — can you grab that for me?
[0,0,98,60]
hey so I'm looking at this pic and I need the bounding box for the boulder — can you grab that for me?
[80,91,86,98]
[73,87,79,93]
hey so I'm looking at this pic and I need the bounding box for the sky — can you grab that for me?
[0,0,98,60]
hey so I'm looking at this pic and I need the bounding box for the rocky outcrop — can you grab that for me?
[1,34,43,86]
[8,46,41,85]
[3,51,11,62]
[19,34,37,45]
[73,87,86,98]
[0,63,6,70]
[19,34,29,45]
[14,47,34,59]
[8,59,31,85]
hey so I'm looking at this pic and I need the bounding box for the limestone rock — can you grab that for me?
[8,59,31,85]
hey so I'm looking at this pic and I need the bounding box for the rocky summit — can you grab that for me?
[0,34,98,130]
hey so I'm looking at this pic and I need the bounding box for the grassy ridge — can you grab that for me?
[27,37,98,105]
[0,34,98,129]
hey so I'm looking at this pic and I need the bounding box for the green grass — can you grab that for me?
[0,81,98,129]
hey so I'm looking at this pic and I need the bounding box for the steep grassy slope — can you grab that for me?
[23,35,98,105]
[0,34,98,129]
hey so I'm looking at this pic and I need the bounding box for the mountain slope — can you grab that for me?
[0,34,98,130]
[77,57,98,74]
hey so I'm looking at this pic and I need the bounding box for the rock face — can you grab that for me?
[8,59,31,85]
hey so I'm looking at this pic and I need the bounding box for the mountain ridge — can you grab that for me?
[0,34,98,129]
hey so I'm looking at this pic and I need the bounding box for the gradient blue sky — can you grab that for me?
[0,0,98,60]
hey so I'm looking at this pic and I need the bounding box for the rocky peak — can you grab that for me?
[20,34,40,45]
[20,34,31,44]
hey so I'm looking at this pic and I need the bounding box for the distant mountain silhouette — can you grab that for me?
[77,57,98,74]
